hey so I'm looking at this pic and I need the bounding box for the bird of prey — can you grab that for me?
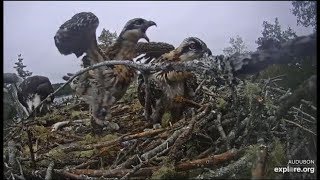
[54,12,157,131]
[138,37,212,125]
[17,76,54,116]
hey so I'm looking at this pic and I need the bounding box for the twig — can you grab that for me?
[214,112,230,150]
[8,140,18,173]
[68,167,158,178]
[55,170,85,180]
[142,73,152,122]
[26,127,36,169]
[141,127,184,161]
[45,161,55,180]
[176,148,241,171]
[51,119,90,132]
[62,128,166,152]
[196,153,252,179]
[120,157,144,180]
[291,107,316,121]
[195,79,206,94]
[74,160,99,169]
[169,109,197,161]
[15,158,26,180]
[300,99,317,111]
[283,119,316,136]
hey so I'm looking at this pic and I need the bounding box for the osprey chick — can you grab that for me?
[17,76,54,116]
[54,12,156,131]
[138,37,212,124]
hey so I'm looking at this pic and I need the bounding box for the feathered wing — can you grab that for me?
[54,12,99,58]
[135,42,175,63]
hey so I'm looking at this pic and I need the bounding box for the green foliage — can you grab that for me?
[265,139,287,179]
[291,1,317,31]
[244,82,262,109]
[98,28,118,49]
[13,54,33,79]
[256,18,297,50]
[151,164,186,180]
[216,97,228,110]
[161,112,172,127]
[223,35,249,56]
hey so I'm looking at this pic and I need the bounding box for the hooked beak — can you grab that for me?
[142,21,157,42]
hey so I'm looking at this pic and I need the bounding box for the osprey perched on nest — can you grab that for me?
[54,12,157,131]
[138,37,212,124]
[17,76,54,116]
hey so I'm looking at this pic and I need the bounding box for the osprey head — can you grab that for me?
[177,37,212,61]
[119,18,157,43]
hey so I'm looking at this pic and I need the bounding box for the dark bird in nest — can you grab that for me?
[17,76,54,116]
[55,12,157,132]
[137,37,212,125]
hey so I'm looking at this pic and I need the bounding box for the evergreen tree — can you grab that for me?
[291,1,317,31]
[256,18,297,50]
[98,28,118,49]
[223,35,249,56]
[13,54,33,79]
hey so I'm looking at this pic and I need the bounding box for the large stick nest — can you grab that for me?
[3,66,317,179]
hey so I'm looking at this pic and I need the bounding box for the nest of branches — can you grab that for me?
[3,58,317,179]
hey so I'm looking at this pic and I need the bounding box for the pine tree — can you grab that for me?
[256,18,297,50]
[13,54,33,79]
[98,28,118,50]
[223,35,249,56]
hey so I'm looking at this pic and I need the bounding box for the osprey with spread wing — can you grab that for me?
[55,12,157,131]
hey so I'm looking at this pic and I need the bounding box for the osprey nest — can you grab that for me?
[3,61,316,179]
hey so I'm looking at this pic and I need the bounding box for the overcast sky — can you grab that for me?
[4,1,314,84]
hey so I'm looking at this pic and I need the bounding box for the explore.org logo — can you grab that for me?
[274,160,316,174]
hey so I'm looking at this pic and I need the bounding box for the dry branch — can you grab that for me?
[214,112,230,150]
[169,109,197,161]
[283,119,316,136]
[51,119,90,132]
[44,161,54,180]
[68,167,158,178]
[176,148,241,171]
[141,128,184,161]
[62,128,166,152]
[196,153,253,179]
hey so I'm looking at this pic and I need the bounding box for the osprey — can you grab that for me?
[17,76,54,116]
[138,37,212,124]
[54,12,157,131]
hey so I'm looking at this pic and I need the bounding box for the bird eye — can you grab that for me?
[189,43,196,50]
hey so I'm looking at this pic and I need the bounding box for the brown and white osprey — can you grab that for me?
[17,75,54,116]
[138,37,212,124]
[54,12,157,131]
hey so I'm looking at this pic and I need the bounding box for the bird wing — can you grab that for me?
[135,42,175,64]
[54,12,103,64]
